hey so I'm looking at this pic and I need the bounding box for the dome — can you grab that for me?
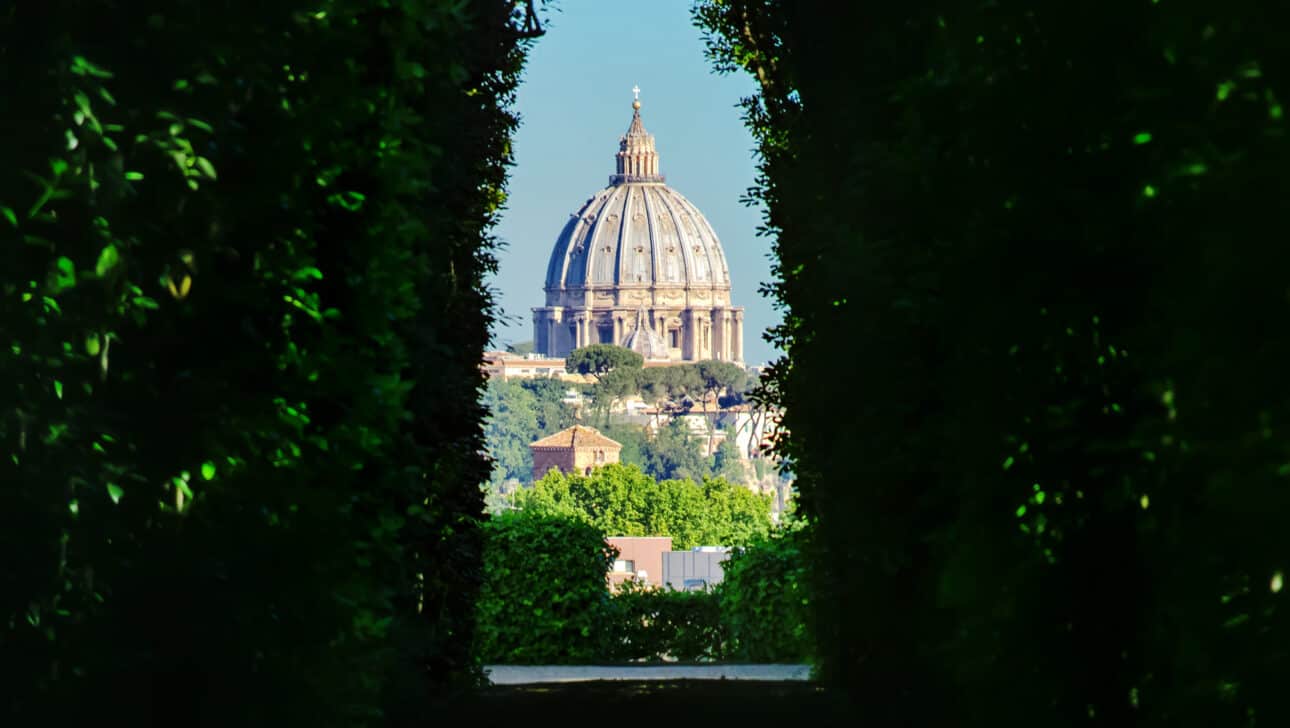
[532,91,744,364]
[622,307,669,361]
[543,105,731,295]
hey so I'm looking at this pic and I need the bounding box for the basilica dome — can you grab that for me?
[533,93,744,363]
[542,111,731,292]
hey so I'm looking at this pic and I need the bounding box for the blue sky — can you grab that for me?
[489,0,780,365]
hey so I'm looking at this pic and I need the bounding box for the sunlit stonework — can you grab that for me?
[532,90,744,362]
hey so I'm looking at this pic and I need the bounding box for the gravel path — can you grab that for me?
[484,664,812,685]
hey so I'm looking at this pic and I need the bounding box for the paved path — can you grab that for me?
[484,664,812,685]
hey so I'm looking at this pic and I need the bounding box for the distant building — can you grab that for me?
[529,425,622,480]
[606,536,672,589]
[481,350,589,382]
[662,547,732,591]
[532,92,744,362]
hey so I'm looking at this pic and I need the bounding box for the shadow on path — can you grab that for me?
[434,679,856,724]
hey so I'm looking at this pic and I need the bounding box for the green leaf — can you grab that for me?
[50,257,76,294]
[124,171,144,181]
[70,55,114,79]
[195,157,217,180]
[85,333,101,356]
[0,206,16,227]
[106,483,123,504]
[54,380,63,400]
[201,461,216,480]
[95,244,121,277]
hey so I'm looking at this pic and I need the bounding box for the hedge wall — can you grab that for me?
[0,2,536,723]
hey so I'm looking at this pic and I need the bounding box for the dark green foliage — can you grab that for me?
[697,0,1290,724]
[520,377,577,434]
[588,365,641,424]
[0,0,534,722]
[483,379,544,485]
[637,363,706,407]
[641,418,713,482]
[598,421,752,487]
[474,510,616,664]
[718,525,812,663]
[518,463,772,549]
[601,423,650,467]
[564,343,644,380]
[604,580,727,662]
[711,437,746,484]
[695,360,750,406]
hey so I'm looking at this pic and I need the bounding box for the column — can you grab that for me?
[613,314,622,345]
[716,311,729,361]
[722,309,732,361]
[709,311,718,361]
[725,312,734,361]
[691,311,701,358]
[733,312,744,362]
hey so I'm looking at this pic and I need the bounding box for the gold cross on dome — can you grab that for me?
[632,85,640,101]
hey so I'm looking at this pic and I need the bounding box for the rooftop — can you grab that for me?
[529,425,623,450]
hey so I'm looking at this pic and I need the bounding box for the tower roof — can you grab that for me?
[529,425,623,450]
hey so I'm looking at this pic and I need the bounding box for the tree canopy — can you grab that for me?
[565,344,644,381]
[695,360,750,407]
[517,463,772,550]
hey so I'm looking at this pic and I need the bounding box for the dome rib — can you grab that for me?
[546,182,729,292]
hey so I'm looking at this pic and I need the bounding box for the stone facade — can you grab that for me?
[533,94,744,362]
[529,425,622,480]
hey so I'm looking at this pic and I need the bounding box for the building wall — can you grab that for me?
[572,445,618,475]
[531,448,571,481]
[662,550,731,591]
[606,536,672,589]
[531,445,621,481]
